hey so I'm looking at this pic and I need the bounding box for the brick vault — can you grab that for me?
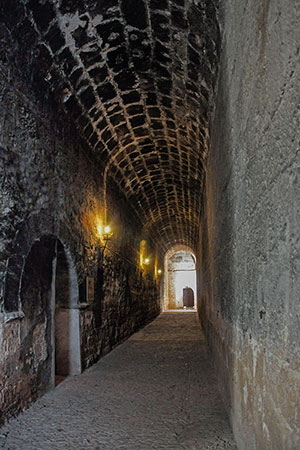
[1,0,220,251]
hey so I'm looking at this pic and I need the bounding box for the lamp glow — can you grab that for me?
[102,224,113,241]
[158,269,162,274]
[97,224,102,237]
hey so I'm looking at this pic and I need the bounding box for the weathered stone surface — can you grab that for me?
[80,259,160,369]
[0,313,237,449]
[198,1,300,448]
[0,0,220,252]
[0,0,299,448]
[0,28,160,424]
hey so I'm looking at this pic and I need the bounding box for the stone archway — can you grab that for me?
[164,245,197,311]
[17,235,81,403]
[19,236,56,405]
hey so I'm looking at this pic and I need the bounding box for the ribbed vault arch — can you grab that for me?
[1,0,220,252]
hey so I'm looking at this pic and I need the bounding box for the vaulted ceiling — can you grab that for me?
[2,0,220,252]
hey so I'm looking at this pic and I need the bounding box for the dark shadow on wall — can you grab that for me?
[93,265,104,329]
[19,236,57,405]
[198,37,235,416]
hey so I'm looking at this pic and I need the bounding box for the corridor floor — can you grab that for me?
[0,313,237,450]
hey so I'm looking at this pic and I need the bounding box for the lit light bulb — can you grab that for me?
[104,225,110,234]
[158,269,162,274]
[144,258,150,264]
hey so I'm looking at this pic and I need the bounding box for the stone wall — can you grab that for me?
[80,255,160,369]
[198,1,300,449]
[0,28,160,425]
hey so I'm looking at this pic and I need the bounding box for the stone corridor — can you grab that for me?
[0,313,236,450]
[1,1,299,447]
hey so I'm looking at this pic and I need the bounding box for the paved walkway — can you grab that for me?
[0,313,237,449]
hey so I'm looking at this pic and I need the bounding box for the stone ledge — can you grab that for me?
[4,310,25,323]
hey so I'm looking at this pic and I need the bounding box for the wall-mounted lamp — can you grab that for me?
[102,225,113,241]
[140,257,150,274]
[97,224,113,257]
[158,269,162,275]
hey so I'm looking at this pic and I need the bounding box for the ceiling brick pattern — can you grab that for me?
[2,0,220,251]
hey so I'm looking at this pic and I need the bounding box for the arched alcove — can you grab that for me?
[19,236,57,403]
[18,235,81,401]
[164,245,197,311]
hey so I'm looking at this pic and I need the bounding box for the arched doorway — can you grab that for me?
[19,236,81,402]
[164,245,197,311]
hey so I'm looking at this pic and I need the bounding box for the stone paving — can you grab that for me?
[0,312,237,449]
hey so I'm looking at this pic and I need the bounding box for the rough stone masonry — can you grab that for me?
[0,1,299,449]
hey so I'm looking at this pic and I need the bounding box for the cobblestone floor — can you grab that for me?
[0,312,237,449]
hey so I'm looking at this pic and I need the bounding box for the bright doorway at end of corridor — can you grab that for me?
[164,246,197,311]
